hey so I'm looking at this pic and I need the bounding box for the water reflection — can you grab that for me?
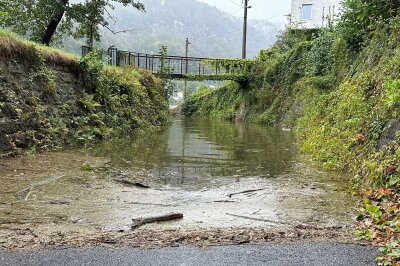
[0,119,355,231]
[87,119,296,189]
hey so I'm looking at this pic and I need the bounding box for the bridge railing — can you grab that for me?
[81,46,248,77]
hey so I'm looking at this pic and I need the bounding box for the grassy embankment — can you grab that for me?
[0,30,170,155]
[182,20,400,265]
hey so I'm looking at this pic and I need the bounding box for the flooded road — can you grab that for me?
[0,119,357,249]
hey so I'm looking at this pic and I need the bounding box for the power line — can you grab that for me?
[204,27,243,40]
[250,10,291,27]
[190,6,243,42]
[203,9,290,41]
[228,0,243,8]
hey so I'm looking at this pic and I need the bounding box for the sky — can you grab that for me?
[198,0,292,24]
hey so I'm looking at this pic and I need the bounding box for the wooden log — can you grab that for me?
[131,213,183,229]
[227,188,265,198]
[113,178,150,188]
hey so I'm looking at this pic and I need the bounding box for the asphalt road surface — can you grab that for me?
[0,243,378,266]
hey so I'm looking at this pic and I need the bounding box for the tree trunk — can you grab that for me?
[41,0,69,46]
[88,24,94,48]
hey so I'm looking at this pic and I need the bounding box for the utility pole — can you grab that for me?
[242,0,249,59]
[185,38,191,73]
[184,38,191,101]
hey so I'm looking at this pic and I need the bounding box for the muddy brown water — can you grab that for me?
[0,119,356,247]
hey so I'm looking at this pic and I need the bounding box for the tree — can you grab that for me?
[0,0,145,46]
[339,0,400,50]
[158,45,176,99]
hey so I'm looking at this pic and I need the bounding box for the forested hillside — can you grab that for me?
[63,0,280,58]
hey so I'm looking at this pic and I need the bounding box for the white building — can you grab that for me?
[290,0,342,29]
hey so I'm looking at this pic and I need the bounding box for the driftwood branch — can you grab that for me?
[226,213,288,225]
[227,188,265,198]
[124,201,175,207]
[113,179,150,188]
[131,213,183,229]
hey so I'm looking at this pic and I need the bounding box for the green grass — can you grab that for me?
[0,29,79,68]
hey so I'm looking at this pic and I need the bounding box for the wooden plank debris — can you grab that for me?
[113,178,150,188]
[227,188,265,198]
[131,213,184,229]
[226,213,288,225]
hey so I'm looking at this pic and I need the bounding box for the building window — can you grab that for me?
[302,4,312,20]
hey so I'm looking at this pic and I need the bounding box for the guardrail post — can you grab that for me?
[198,62,201,75]
[180,58,183,75]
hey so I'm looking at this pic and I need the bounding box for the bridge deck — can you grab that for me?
[82,46,249,81]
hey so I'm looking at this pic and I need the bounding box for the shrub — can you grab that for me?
[339,0,400,50]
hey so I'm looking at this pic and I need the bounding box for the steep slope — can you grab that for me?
[183,22,400,264]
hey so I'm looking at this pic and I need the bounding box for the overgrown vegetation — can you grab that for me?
[182,82,243,120]
[0,30,170,155]
[78,49,170,137]
[183,1,400,264]
[339,0,400,51]
[157,45,176,98]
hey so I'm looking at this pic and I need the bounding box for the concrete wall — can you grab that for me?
[291,0,342,29]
